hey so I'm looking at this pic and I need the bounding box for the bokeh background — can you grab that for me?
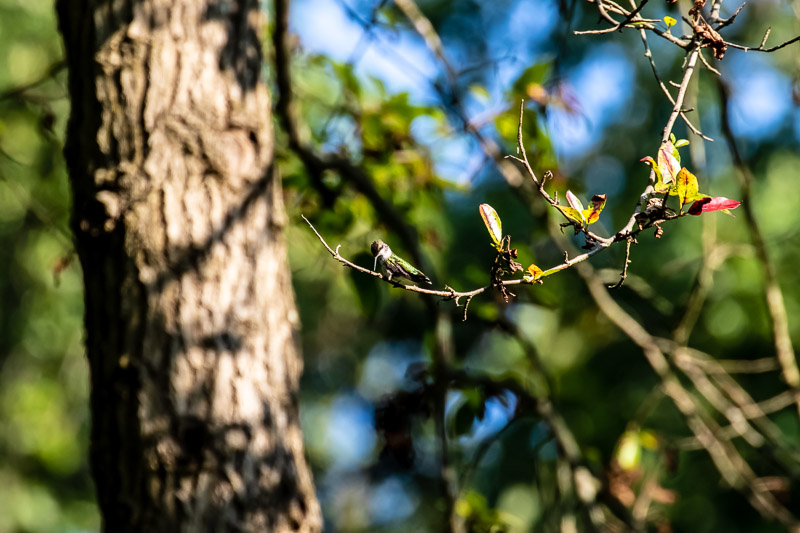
[1,0,799,531]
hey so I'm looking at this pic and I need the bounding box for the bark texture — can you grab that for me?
[56,1,321,531]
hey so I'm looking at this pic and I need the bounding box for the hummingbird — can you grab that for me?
[371,240,432,285]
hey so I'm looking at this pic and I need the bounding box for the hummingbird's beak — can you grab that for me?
[373,255,378,272]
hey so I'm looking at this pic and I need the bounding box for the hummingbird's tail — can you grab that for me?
[409,272,432,285]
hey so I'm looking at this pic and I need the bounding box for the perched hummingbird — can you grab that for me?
[371,240,432,285]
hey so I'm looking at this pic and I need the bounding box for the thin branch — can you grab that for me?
[713,3,746,30]
[575,260,800,529]
[572,0,650,34]
[726,33,800,53]
[717,79,800,418]
[574,0,691,47]
[608,237,633,288]
[393,0,530,189]
[661,45,701,143]
[635,26,712,141]
[393,0,456,85]
[301,214,528,300]
[708,0,724,24]
[273,0,430,274]
[698,49,721,75]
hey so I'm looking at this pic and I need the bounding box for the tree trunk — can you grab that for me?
[56,1,321,531]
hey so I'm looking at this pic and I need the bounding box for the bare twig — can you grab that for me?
[698,49,721,75]
[634,25,712,140]
[661,45,701,143]
[712,3,746,30]
[393,0,456,84]
[609,237,633,289]
[572,0,650,34]
[575,0,691,47]
[575,260,800,529]
[726,34,800,53]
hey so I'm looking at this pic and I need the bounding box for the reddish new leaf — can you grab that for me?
[688,196,742,216]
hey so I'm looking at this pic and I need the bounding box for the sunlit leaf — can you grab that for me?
[616,431,641,471]
[658,142,680,184]
[555,190,587,224]
[581,194,607,224]
[688,196,742,216]
[524,264,544,282]
[674,138,690,148]
[664,16,677,27]
[555,205,585,225]
[479,203,503,249]
[640,430,659,450]
[566,190,584,212]
[675,168,700,210]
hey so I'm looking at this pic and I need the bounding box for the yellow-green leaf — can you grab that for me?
[555,205,585,225]
[639,430,659,450]
[479,203,503,249]
[581,194,607,225]
[675,167,700,210]
[616,431,641,471]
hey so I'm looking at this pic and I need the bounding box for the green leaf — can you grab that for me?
[674,138,690,148]
[479,203,503,249]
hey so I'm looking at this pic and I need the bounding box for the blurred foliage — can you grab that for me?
[0,1,96,532]
[2,0,800,531]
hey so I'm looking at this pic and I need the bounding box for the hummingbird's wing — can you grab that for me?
[391,256,432,285]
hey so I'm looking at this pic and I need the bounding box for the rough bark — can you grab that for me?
[56,1,321,531]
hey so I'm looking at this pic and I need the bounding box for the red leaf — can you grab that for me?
[689,196,742,215]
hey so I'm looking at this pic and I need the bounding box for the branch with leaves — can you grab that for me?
[305,96,740,320]
[297,0,798,529]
